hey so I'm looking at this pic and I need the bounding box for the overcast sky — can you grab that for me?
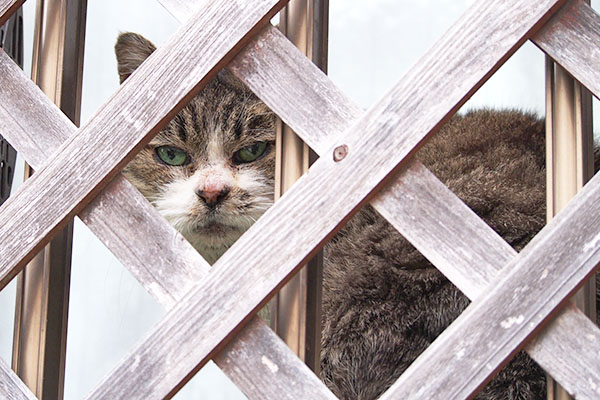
[1,1,598,399]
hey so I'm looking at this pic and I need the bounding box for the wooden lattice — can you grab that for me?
[1,0,600,398]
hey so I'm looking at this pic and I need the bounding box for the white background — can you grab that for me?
[1,0,598,398]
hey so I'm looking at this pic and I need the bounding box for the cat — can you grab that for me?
[321,110,548,399]
[116,32,596,399]
[116,33,277,265]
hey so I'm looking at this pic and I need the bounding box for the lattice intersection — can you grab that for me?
[0,0,599,399]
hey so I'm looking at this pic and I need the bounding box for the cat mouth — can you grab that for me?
[192,221,238,236]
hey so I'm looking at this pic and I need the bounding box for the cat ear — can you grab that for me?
[217,69,248,92]
[115,32,157,84]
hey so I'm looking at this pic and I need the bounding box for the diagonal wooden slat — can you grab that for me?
[158,0,600,396]
[215,318,336,400]
[229,22,600,397]
[379,169,600,399]
[227,25,361,154]
[0,358,36,400]
[528,303,600,398]
[157,0,190,22]
[533,0,600,99]
[0,14,335,400]
[0,48,204,306]
[84,0,567,398]
[0,0,22,26]
[162,0,600,394]
[0,0,287,287]
[373,164,600,399]
[228,25,510,294]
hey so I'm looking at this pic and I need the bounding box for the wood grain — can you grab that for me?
[0,359,36,400]
[533,0,600,99]
[0,46,204,308]
[229,25,362,154]
[84,1,567,398]
[231,22,600,398]
[528,303,600,398]
[229,25,512,295]
[156,0,194,22]
[215,317,336,400]
[0,12,336,400]
[379,171,600,399]
[0,0,287,287]
[0,0,22,26]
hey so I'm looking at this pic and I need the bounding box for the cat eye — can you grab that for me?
[233,142,268,164]
[155,146,190,166]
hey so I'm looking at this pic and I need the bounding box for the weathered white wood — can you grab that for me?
[229,25,512,295]
[534,0,600,100]
[229,25,361,154]
[156,0,197,22]
[544,15,596,398]
[84,1,567,398]
[528,303,600,398]
[0,359,37,400]
[0,0,287,287]
[379,171,600,399]
[0,48,204,308]
[117,1,600,397]
[231,22,600,398]
[0,12,336,400]
[0,0,22,26]
[374,166,600,398]
[375,164,600,399]
[214,318,337,400]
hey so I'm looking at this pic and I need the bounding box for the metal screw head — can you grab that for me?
[333,145,348,162]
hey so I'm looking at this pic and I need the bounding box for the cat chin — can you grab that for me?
[191,221,238,236]
[183,224,245,265]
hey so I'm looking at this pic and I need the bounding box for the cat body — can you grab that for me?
[321,110,547,399]
[116,33,583,399]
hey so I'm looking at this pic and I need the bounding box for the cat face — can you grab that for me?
[116,33,276,264]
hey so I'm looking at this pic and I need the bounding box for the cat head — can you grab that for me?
[116,32,276,264]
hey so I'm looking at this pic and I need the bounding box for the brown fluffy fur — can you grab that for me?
[321,110,548,399]
[116,33,597,399]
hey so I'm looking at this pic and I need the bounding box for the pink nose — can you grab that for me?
[196,184,230,208]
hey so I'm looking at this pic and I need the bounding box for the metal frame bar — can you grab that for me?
[270,0,328,372]
[11,1,86,398]
[544,3,596,396]
[2,0,600,398]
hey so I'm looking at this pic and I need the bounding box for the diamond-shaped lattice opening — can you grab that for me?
[1,0,600,399]
[319,4,555,399]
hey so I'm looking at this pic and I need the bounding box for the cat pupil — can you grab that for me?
[156,146,188,166]
[234,141,268,163]
[166,148,176,159]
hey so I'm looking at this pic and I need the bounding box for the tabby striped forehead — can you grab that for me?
[150,79,276,162]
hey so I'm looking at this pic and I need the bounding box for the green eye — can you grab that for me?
[155,146,189,166]
[234,142,268,164]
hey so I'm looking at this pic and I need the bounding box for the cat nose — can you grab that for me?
[196,186,230,208]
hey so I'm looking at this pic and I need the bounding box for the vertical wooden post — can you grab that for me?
[11,1,86,398]
[270,0,328,373]
[545,56,596,399]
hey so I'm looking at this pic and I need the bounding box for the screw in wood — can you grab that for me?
[333,145,348,162]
